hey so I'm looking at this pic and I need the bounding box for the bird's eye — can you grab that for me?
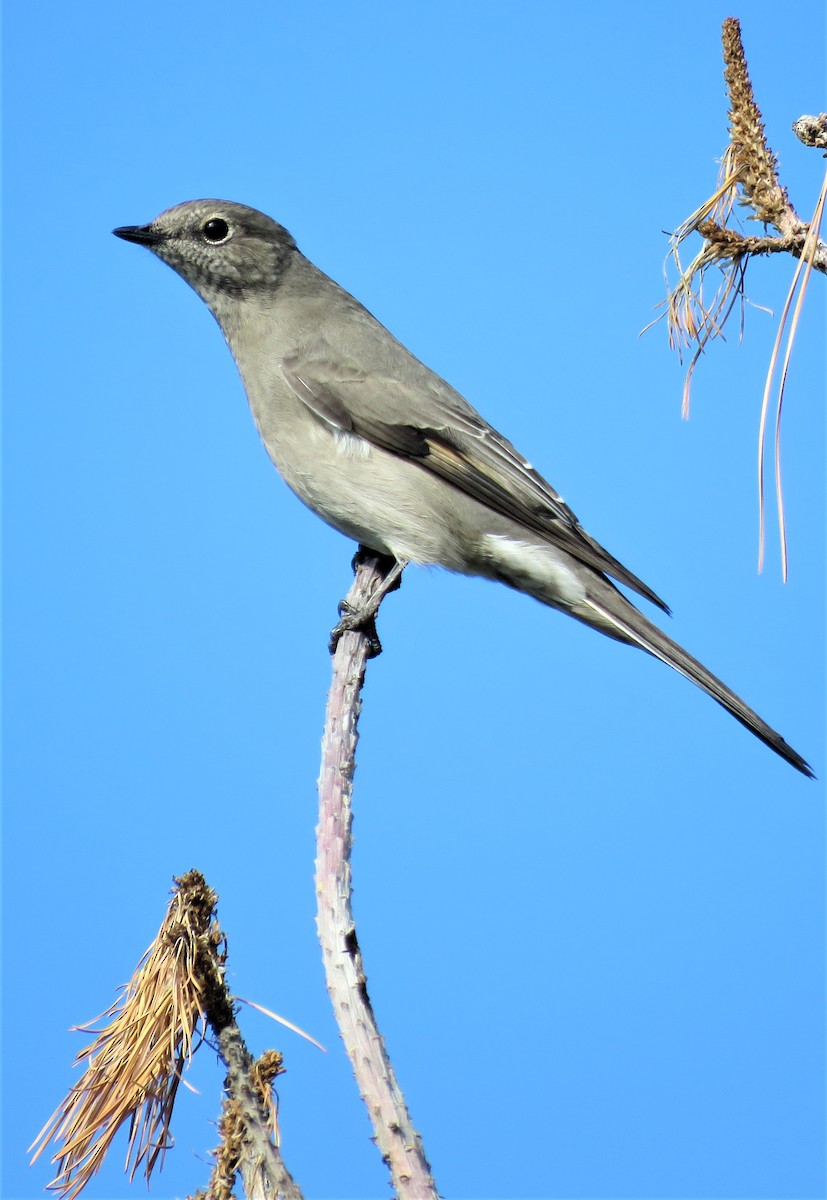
[202,218,230,244]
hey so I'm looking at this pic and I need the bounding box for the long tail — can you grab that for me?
[582,590,814,778]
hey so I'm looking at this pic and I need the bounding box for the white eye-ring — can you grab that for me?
[202,217,231,244]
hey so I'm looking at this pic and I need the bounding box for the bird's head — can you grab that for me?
[114,200,298,306]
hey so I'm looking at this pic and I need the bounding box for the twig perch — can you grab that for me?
[316,548,439,1200]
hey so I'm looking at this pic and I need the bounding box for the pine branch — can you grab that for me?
[316,548,440,1200]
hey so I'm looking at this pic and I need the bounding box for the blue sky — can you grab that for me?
[3,3,825,1199]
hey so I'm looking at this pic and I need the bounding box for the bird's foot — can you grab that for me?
[329,602,383,658]
[328,549,408,658]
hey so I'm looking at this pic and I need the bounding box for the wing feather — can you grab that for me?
[280,352,669,613]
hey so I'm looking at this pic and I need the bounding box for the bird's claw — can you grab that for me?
[329,602,383,658]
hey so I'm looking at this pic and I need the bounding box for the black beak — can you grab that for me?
[112,224,162,246]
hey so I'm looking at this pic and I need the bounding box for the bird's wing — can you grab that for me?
[281,352,669,612]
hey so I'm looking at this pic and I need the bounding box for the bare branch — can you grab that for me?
[316,549,440,1200]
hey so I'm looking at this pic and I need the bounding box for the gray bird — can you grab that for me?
[114,200,812,777]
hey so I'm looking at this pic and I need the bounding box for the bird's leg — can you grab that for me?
[329,548,407,658]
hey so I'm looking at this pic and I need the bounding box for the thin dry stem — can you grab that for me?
[757,167,827,578]
[235,996,325,1051]
[316,549,440,1200]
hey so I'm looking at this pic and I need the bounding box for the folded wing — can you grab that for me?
[281,350,670,613]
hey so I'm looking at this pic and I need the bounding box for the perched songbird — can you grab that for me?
[114,200,812,776]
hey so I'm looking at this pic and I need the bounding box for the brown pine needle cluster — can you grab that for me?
[648,18,805,416]
[647,18,826,578]
[651,147,753,418]
[30,871,226,1200]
